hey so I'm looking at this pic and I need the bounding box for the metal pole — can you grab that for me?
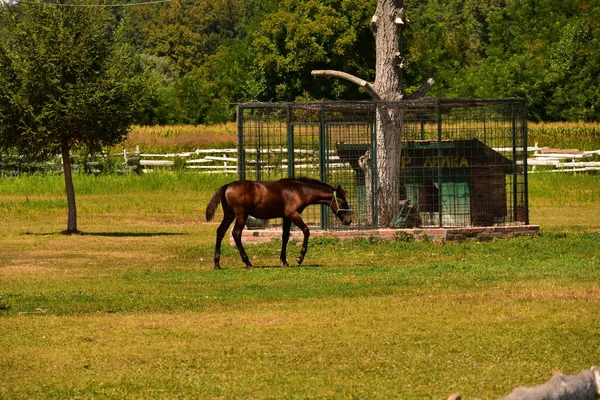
[236,104,245,180]
[287,105,294,178]
[319,103,328,230]
[511,103,519,224]
[522,100,530,225]
[437,100,443,227]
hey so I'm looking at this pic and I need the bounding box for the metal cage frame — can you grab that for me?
[237,99,528,230]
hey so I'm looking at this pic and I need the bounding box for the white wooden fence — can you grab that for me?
[129,144,600,174]
[2,143,599,175]
[523,143,600,173]
[137,148,238,173]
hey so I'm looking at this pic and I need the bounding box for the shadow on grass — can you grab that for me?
[82,232,186,238]
[24,231,186,237]
[247,263,322,269]
[212,263,322,270]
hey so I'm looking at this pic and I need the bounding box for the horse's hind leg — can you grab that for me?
[231,215,253,269]
[280,218,292,267]
[213,213,234,270]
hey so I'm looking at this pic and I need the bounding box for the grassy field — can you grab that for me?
[1,171,599,399]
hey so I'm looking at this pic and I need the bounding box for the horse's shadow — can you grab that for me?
[242,263,321,270]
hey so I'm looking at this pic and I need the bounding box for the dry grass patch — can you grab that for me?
[118,124,237,153]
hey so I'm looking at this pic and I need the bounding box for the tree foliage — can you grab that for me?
[251,0,375,101]
[122,0,599,122]
[448,0,600,121]
[0,2,150,159]
[123,0,276,124]
[4,0,596,126]
[404,0,506,94]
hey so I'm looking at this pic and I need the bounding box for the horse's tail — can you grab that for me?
[205,185,227,221]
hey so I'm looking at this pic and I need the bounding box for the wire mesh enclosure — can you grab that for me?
[237,99,529,230]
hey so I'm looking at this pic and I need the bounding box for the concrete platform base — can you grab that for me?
[231,225,540,245]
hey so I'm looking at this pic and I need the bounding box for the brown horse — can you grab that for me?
[205,177,353,269]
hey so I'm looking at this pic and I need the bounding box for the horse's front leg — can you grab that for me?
[280,218,292,267]
[289,213,309,265]
[231,215,253,269]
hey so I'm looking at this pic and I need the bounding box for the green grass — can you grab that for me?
[528,173,600,228]
[1,172,600,399]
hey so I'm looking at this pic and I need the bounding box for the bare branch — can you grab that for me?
[311,70,381,100]
[406,78,435,100]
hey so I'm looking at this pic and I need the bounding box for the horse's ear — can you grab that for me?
[335,185,342,193]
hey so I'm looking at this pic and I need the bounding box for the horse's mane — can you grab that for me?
[283,177,346,196]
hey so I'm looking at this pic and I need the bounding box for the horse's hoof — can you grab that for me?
[245,264,253,269]
[282,262,290,268]
[214,265,222,270]
[296,257,304,265]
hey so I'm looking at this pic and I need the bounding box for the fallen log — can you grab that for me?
[447,367,600,400]
[499,367,600,400]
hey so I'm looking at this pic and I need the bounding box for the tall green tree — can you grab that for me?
[0,2,150,233]
[252,0,375,101]
[404,0,506,94]
[172,38,267,124]
[451,0,600,121]
[122,0,245,77]
[123,0,277,124]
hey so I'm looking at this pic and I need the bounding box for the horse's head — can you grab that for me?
[331,185,353,225]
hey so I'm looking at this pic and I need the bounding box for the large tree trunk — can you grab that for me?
[372,0,405,99]
[61,143,78,234]
[313,0,434,228]
[374,106,403,226]
[372,0,405,226]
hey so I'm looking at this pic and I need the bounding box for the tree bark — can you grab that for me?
[372,0,405,100]
[61,143,79,234]
[371,0,405,226]
[407,78,436,100]
[358,149,373,224]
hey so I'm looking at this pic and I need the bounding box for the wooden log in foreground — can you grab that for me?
[448,367,600,400]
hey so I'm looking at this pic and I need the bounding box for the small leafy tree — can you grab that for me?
[0,2,150,233]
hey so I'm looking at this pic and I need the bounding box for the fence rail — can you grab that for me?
[525,143,600,173]
[2,143,599,176]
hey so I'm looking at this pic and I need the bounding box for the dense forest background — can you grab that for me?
[117,0,598,124]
